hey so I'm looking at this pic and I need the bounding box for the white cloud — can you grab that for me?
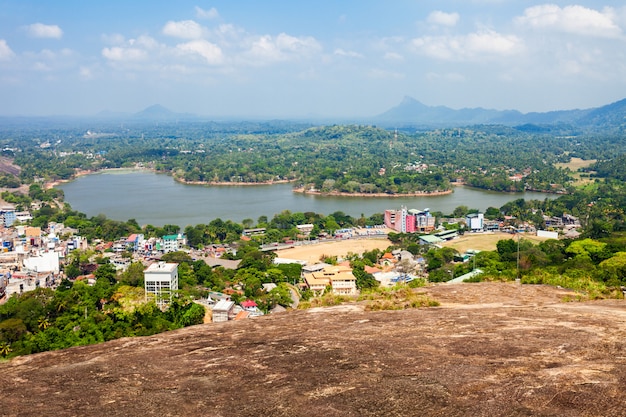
[102,46,147,61]
[176,40,223,65]
[412,30,523,61]
[246,33,321,63]
[79,66,94,80]
[0,40,16,60]
[132,35,160,50]
[33,62,52,72]
[334,48,363,58]
[383,52,404,61]
[516,5,622,38]
[26,23,63,39]
[101,33,126,46]
[195,6,219,20]
[427,11,460,27]
[162,20,204,39]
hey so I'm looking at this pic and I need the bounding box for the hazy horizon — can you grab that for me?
[1,1,626,118]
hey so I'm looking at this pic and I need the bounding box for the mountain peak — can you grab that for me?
[136,104,174,116]
[399,96,424,106]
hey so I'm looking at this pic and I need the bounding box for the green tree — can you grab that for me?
[94,263,117,285]
[119,262,146,287]
[0,341,12,357]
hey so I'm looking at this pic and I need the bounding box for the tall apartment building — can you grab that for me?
[144,262,179,309]
[384,207,436,233]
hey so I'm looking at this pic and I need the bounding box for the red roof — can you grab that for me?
[241,300,257,308]
[234,311,250,320]
[364,265,381,274]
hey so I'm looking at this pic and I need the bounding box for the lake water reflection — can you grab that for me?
[58,169,558,227]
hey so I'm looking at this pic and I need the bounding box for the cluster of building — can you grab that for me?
[0,216,79,299]
[384,207,436,233]
[384,205,580,239]
[0,205,193,301]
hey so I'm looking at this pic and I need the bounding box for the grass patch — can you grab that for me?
[297,284,440,311]
[555,157,597,186]
[359,285,440,311]
[297,293,353,309]
[521,271,611,300]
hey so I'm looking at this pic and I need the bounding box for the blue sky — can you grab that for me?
[1,1,626,117]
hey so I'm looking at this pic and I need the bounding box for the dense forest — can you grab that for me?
[4,119,624,194]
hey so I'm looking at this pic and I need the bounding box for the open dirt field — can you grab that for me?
[276,238,392,263]
[556,157,597,171]
[276,232,552,263]
[441,232,552,252]
[2,282,626,416]
[556,157,597,186]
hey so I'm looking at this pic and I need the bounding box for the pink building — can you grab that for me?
[384,207,435,233]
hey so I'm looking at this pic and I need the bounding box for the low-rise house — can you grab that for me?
[296,224,314,236]
[161,234,185,253]
[24,226,42,247]
[303,264,357,296]
[419,234,444,246]
[242,228,266,237]
[125,234,144,252]
[212,299,235,322]
[23,250,60,274]
[234,311,250,320]
[241,299,264,317]
[380,252,396,267]
[15,211,33,224]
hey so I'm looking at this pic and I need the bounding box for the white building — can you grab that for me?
[144,262,179,309]
[23,251,60,274]
[212,299,235,322]
[465,212,484,232]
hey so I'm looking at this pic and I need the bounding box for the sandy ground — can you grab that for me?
[441,232,553,252]
[276,238,392,263]
[276,232,554,264]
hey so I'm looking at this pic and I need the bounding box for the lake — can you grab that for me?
[58,169,559,227]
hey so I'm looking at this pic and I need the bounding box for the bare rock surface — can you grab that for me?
[2,282,626,416]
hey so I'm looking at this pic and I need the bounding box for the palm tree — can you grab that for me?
[0,342,12,357]
[38,317,50,330]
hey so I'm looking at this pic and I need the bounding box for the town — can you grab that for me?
[0,199,583,325]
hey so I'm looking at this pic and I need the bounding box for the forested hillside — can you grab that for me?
[3,120,625,195]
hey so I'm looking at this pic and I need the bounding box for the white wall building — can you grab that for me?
[466,212,484,232]
[144,262,179,310]
[23,251,60,274]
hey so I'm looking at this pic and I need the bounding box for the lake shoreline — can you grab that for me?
[292,187,454,198]
[49,167,455,197]
[58,172,560,227]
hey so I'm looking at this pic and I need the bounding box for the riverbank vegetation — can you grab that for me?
[5,120,625,195]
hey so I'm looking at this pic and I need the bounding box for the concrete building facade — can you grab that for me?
[144,262,179,309]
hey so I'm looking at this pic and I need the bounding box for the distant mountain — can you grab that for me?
[132,104,200,121]
[134,104,175,119]
[574,98,626,128]
[375,96,524,126]
[374,96,626,132]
